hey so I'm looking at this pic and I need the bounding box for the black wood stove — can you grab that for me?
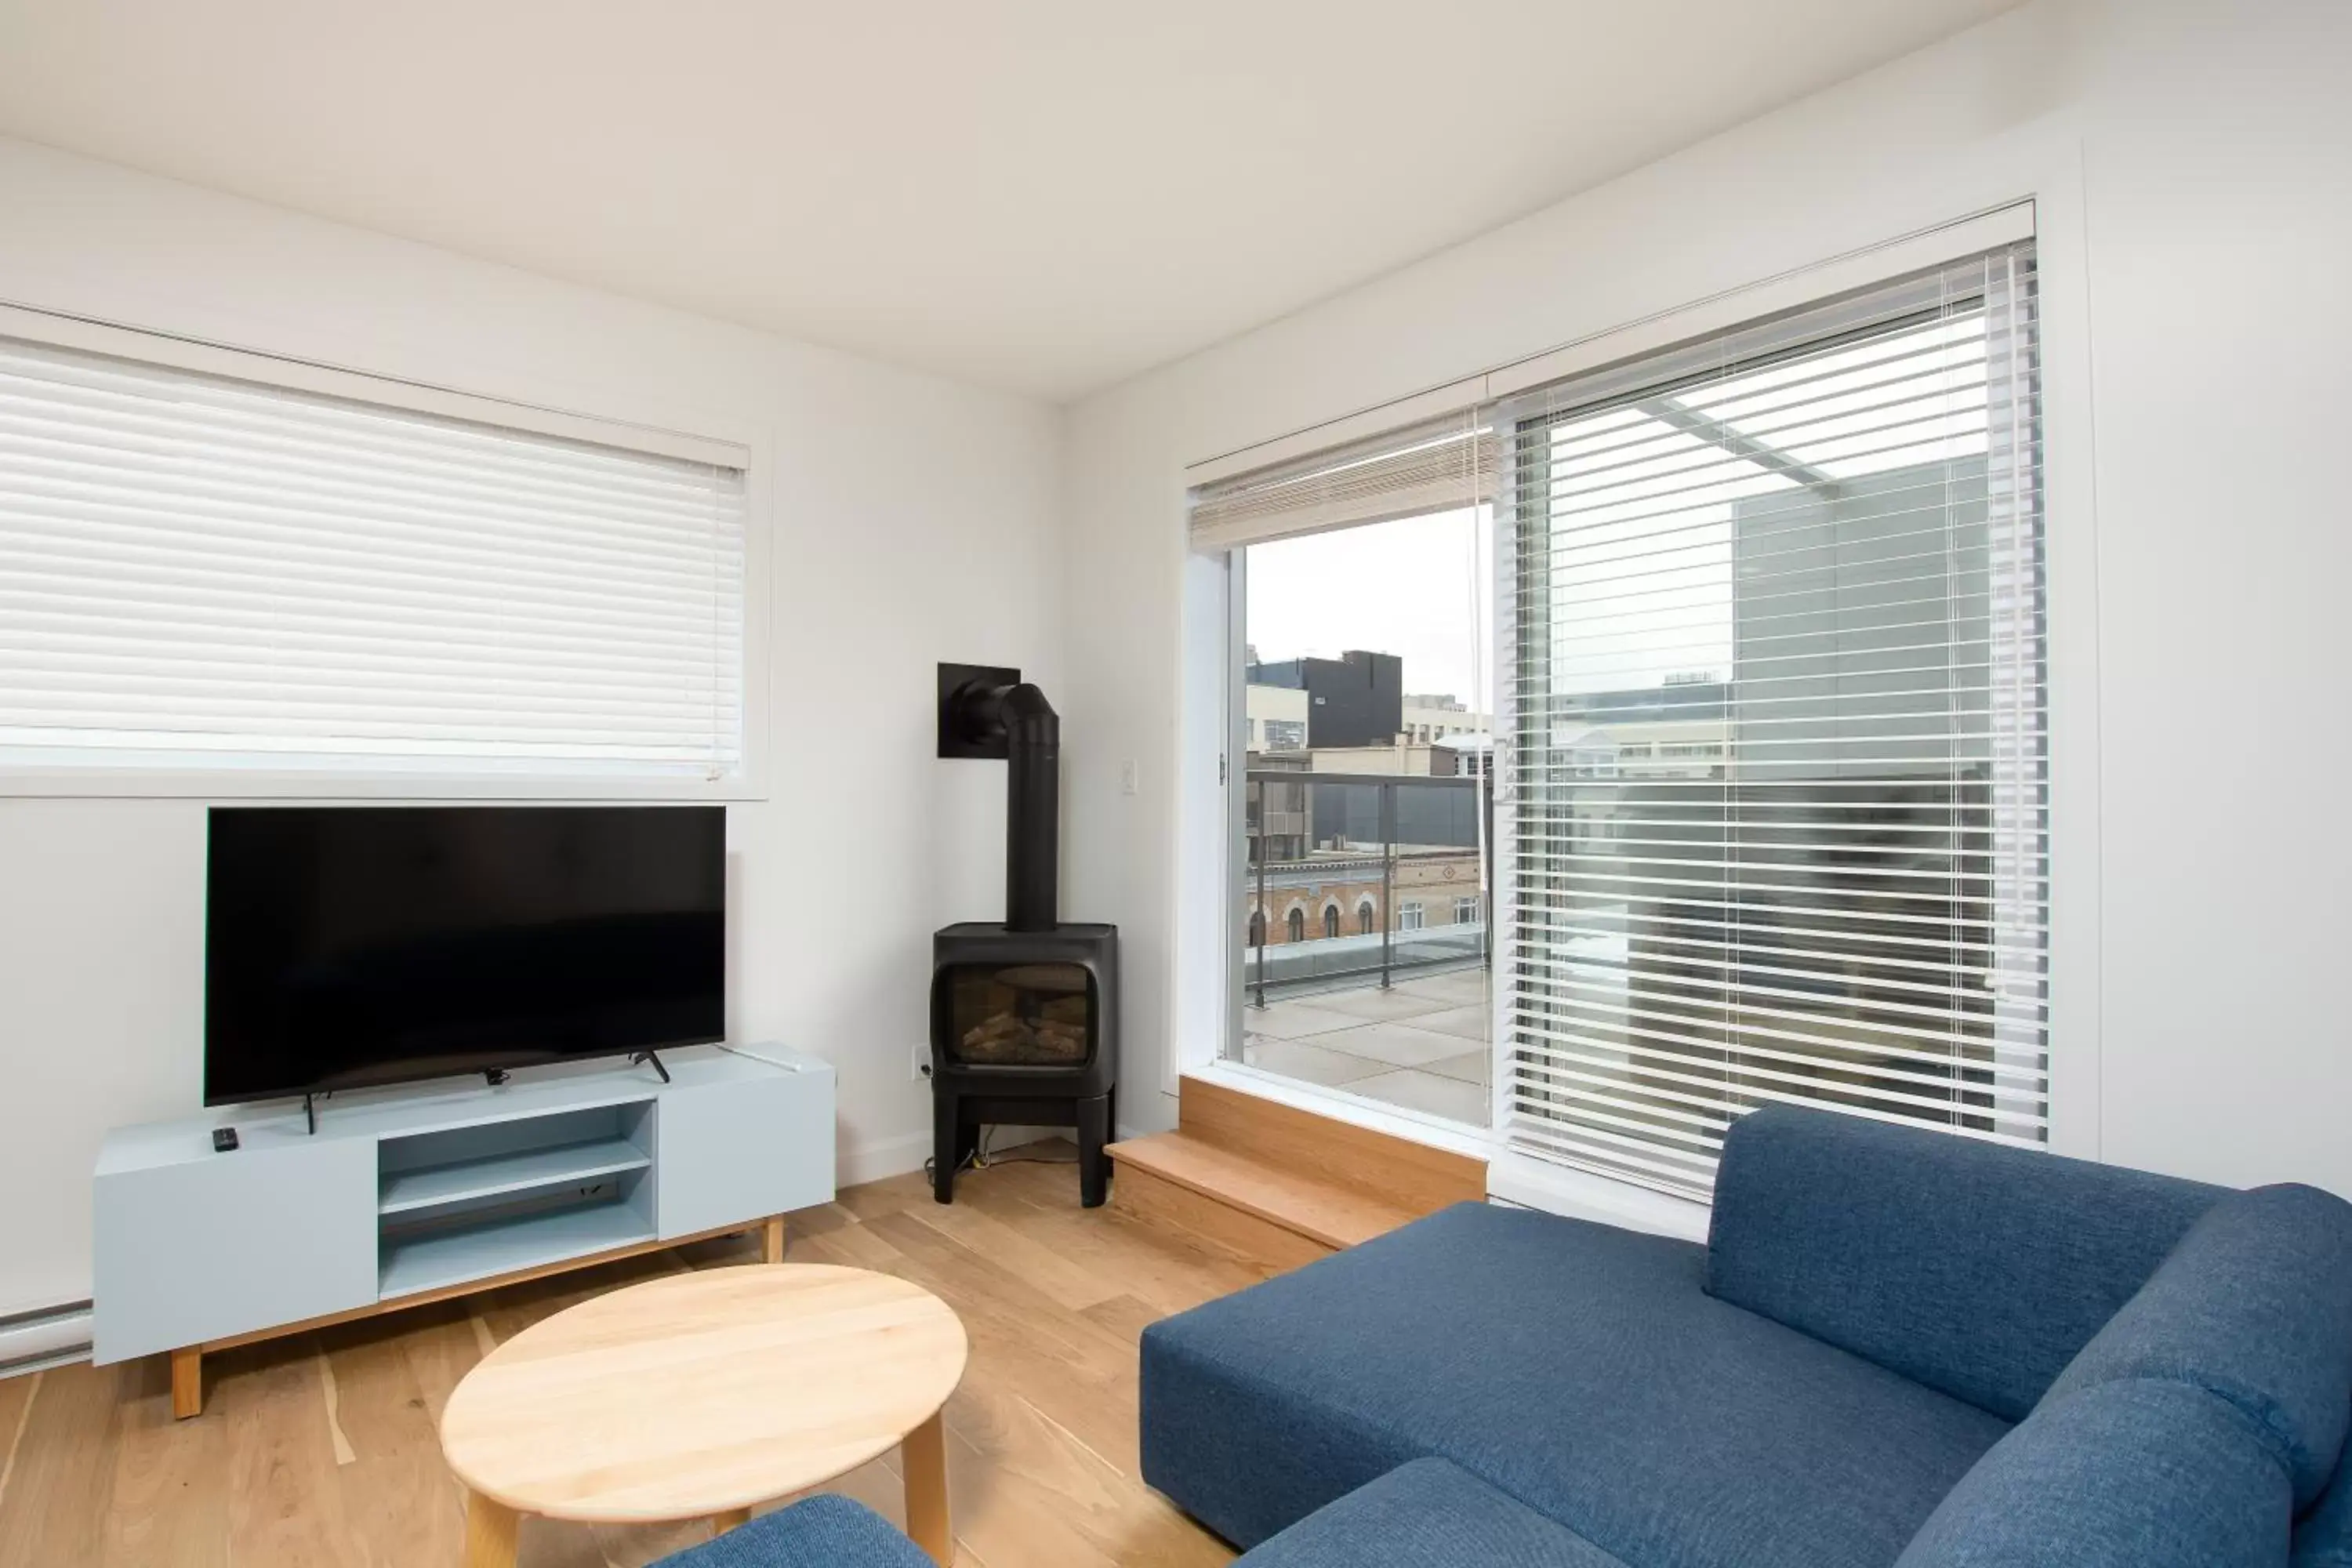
[931,665,1117,1207]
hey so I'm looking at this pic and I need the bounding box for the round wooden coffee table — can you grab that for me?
[440,1264,968,1566]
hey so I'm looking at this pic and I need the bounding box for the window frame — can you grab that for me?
[1179,178,2104,1198]
[0,302,773,802]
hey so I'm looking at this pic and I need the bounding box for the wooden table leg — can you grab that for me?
[171,1346,202,1419]
[901,1409,951,1565]
[462,1490,521,1568]
[762,1215,786,1265]
[711,1507,752,1536]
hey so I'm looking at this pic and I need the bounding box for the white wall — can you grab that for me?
[0,136,1063,1315]
[1062,0,2352,1197]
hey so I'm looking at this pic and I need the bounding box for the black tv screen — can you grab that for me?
[205,806,724,1105]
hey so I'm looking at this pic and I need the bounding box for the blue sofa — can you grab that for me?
[1142,1105,2352,1568]
[652,1494,933,1568]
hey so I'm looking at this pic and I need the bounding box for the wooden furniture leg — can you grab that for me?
[711,1507,752,1535]
[462,1491,521,1568]
[171,1346,202,1419]
[762,1215,786,1264]
[901,1409,951,1565]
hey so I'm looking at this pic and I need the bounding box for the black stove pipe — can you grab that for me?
[986,682,1059,931]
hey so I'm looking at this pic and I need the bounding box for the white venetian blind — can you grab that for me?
[1190,410,1495,551]
[1503,242,2046,1198]
[0,332,746,777]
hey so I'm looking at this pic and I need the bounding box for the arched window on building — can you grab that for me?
[1248,909,1265,946]
[1323,905,1340,939]
[1358,901,1376,935]
[1287,907,1305,942]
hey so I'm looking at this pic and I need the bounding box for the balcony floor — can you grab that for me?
[1240,966,1491,1127]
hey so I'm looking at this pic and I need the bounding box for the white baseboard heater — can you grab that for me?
[0,1299,93,1376]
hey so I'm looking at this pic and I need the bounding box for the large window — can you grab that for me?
[1504,241,2047,1197]
[0,328,747,781]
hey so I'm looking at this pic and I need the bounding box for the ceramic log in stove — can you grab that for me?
[930,665,1118,1207]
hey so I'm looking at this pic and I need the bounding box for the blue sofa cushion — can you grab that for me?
[2297,1438,2352,1568]
[1142,1202,2012,1568]
[1895,1379,2292,1568]
[2045,1183,2352,1507]
[1705,1105,2221,1420]
[1236,1458,1635,1568]
[649,1495,931,1568]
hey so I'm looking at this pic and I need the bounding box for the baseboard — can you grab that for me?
[837,1129,935,1189]
[837,1122,1103,1192]
[0,1300,93,1378]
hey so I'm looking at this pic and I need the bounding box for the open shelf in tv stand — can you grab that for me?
[92,1044,835,1417]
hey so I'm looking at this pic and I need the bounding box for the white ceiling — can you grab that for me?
[0,2,2019,401]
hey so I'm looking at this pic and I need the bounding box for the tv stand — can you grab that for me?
[484,1067,511,1087]
[93,1044,834,1418]
[630,1048,673,1084]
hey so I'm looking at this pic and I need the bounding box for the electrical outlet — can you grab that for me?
[912,1041,933,1082]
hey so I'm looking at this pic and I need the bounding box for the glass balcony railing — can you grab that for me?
[1241,767,1491,997]
[1235,765,1494,1127]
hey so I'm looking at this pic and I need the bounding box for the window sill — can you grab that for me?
[1190,1061,1713,1242]
[1486,1149,1711,1243]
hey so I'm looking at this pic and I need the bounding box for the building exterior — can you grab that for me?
[1247,649,1403,749]
[1243,848,1485,948]
[1401,692,1489,745]
[1243,662,1494,756]
[1240,648,1495,969]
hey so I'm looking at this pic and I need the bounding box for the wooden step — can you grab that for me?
[1177,1075,1486,1215]
[1106,1157,1337,1274]
[1105,1075,1487,1272]
[1108,1131,1414,1251]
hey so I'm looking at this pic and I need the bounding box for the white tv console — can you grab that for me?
[92,1043,835,1417]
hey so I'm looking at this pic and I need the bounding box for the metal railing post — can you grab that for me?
[1482,764,1494,971]
[1251,779,1269,1008]
[1379,779,1395,990]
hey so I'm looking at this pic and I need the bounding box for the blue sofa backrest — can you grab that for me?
[1704,1105,2221,1420]
[2044,1184,2352,1509]
[1894,1378,2295,1568]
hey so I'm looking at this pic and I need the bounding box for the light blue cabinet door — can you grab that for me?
[93,1133,376,1363]
[654,1063,834,1239]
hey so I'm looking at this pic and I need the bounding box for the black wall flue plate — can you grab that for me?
[937,662,1022,758]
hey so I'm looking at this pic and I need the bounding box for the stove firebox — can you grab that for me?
[931,922,1116,1206]
[930,665,1118,1207]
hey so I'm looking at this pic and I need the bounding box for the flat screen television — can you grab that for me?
[205,805,724,1105]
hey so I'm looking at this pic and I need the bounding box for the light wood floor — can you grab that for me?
[0,1152,1254,1567]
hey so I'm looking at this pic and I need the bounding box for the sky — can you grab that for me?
[1244,506,1494,710]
